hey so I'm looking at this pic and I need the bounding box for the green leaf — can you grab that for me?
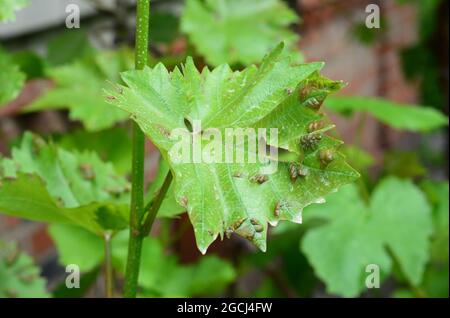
[47,30,94,66]
[48,224,104,272]
[106,45,358,253]
[26,49,132,131]
[112,231,236,297]
[0,132,130,235]
[0,0,28,22]
[181,0,302,66]
[11,50,45,79]
[326,96,448,132]
[383,151,426,179]
[0,240,49,298]
[420,180,449,262]
[301,177,433,297]
[149,11,180,44]
[0,48,25,105]
[57,127,132,175]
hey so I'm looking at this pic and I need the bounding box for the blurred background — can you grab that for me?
[0,0,448,298]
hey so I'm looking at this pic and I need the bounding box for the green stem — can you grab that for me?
[142,172,173,236]
[123,0,150,298]
[104,233,113,298]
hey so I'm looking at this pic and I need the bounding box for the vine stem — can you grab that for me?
[142,172,173,236]
[104,233,113,298]
[123,0,150,298]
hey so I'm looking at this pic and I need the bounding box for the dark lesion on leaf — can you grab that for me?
[250,174,269,184]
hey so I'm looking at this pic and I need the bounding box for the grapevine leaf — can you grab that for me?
[420,180,449,263]
[301,177,433,297]
[0,48,25,105]
[106,44,359,253]
[181,0,302,66]
[57,127,132,175]
[0,0,28,22]
[26,49,132,131]
[49,224,236,296]
[326,96,448,132]
[48,224,104,272]
[0,241,49,298]
[0,132,130,235]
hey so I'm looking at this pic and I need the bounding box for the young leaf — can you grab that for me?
[301,177,433,297]
[326,96,448,132]
[0,241,49,298]
[0,132,130,235]
[181,0,302,66]
[26,49,132,131]
[0,0,28,22]
[0,48,25,105]
[106,44,359,253]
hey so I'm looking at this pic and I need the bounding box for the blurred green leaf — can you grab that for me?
[0,132,130,235]
[0,48,25,105]
[181,0,302,66]
[326,96,448,132]
[421,180,449,262]
[342,146,375,173]
[302,178,433,297]
[0,240,49,298]
[27,49,132,131]
[0,0,28,22]
[12,50,45,79]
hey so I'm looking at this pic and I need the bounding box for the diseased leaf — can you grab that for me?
[181,0,302,66]
[106,44,358,253]
[57,127,132,175]
[301,177,433,297]
[26,49,132,131]
[326,96,448,132]
[0,132,130,235]
[0,48,25,105]
[0,0,28,22]
[0,241,49,298]
[50,224,237,296]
